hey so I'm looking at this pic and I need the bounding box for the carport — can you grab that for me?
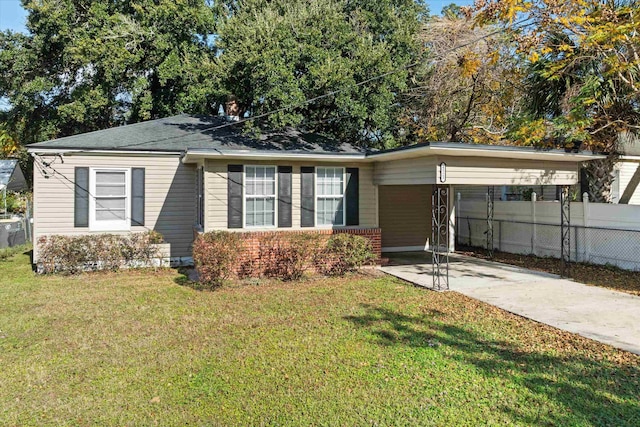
[370,143,602,290]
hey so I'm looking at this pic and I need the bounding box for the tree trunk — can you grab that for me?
[584,154,619,203]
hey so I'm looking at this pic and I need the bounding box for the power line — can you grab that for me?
[33,154,155,232]
[63,18,532,154]
[31,18,534,225]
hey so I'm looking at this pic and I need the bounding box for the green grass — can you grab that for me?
[1,252,639,426]
[0,243,31,261]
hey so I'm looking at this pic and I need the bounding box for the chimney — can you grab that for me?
[224,95,240,122]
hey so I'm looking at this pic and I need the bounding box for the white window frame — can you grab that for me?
[89,167,131,232]
[243,165,278,228]
[315,166,346,227]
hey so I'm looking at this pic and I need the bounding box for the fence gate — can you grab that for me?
[431,185,450,290]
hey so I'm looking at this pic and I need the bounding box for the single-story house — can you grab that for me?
[27,114,601,267]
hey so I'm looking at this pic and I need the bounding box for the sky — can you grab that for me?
[0,0,476,34]
[0,0,27,33]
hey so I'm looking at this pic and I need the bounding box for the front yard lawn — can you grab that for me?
[1,252,639,425]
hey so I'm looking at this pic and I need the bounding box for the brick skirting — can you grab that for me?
[233,228,381,276]
[236,227,381,258]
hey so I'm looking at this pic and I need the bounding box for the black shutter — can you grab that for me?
[278,166,292,227]
[131,168,145,226]
[300,166,315,227]
[197,166,204,226]
[228,165,243,228]
[74,167,89,227]
[346,167,359,226]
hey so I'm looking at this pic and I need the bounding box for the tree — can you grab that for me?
[474,0,640,202]
[213,0,427,148]
[0,0,218,145]
[398,16,525,144]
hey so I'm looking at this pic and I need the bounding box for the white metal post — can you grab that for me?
[583,193,590,263]
[531,192,537,255]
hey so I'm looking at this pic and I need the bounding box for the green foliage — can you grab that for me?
[0,0,218,145]
[3,192,27,214]
[215,0,426,147]
[37,231,164,274]
[0,243,30,261]
[193,231,244,287]
[323,233,376,275]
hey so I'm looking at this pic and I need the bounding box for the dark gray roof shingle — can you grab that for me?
[27,114,367,155]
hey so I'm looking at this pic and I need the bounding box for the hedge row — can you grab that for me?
[193,232,375,287]
[38,231,164,274]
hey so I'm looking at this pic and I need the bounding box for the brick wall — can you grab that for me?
[232,228,381,276]
[237,228,381,256]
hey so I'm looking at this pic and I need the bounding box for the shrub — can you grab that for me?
[259,233,322,281]
[38,231,164,274]
[322,233,375,275]
[193,231,244,287]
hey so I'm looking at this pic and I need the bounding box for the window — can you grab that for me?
[245,166,276,227]
[316,167,344,226]
[90,168,130,231]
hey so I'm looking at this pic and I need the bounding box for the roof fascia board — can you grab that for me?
[27,148,181,156]
[369,143,604,162]
[182,149,368,163]
[619,155,640,162]
[429,146,602,161]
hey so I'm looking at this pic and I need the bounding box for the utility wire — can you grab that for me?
[33,155,155,232]
[31,19,533,226]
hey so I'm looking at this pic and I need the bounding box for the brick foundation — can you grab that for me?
[231,228,382,276]
[237,228,381,256]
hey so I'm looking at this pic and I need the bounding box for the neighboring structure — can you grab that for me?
[0,159,28,192]
[611,156,640,204]
[27,114,600,266]
[0,159,28,218]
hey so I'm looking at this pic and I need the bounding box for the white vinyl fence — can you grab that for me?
[456,193,640,271]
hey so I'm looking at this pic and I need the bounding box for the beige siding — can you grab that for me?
[373,157,436,185]
[454,184,559,201]
[33,154,196,260]
[441,157,578,186]
[617,161,640,204]
[204,160,377,230]
[379,185,431,249]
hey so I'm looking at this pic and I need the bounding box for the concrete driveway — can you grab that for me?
[381,252,640,355]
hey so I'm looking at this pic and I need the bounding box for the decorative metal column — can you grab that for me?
[431,185,450,290]
[560,186,571,277]
[487,186,495,258]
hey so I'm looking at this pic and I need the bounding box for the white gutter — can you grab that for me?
[367,143,605,162]
[27,148,181,156]
[181,149,368,163]
[29,143,605,164]
[619,155,640,162]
